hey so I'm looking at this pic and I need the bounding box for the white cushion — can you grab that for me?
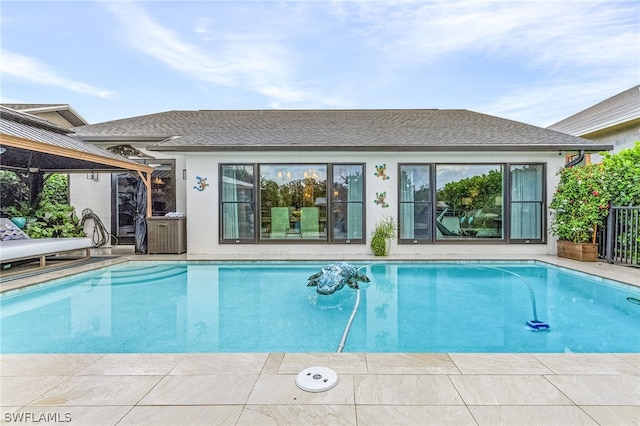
[0,237,91,262]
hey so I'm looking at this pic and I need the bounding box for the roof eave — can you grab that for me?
[147,143,614,152]
[77,136,171,143]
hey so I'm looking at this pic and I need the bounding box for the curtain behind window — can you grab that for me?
[222,165,254,240]
[346,168,363,239]
[400,168,415,239]
[510,165,543,239]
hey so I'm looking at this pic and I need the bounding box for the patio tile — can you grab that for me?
[365,353,459,374]
[0,354,103,376]
[449,375,572,405]
[450,353,551,374]
[356,405,475,425]
[261,352,285,375]
[0,376,69,406]
[29,375,162,406]
[237,404,356,425]
[118,405,243,425]
[450,353,552,374]
[278,353,368,375]
[139,374,257,405]
[354,375,463,405]
[6,406,132,426]
[579,405,640,426]
[534,353,639,374]
[545,374,640,405]
[468,406,598,425]
[247,374,354,405]
[614,353,640,368]
[77,353,184,376]
[169,353,268,375]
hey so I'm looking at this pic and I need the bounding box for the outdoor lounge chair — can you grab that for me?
[0,218,91,269]
[436,216,461,237]
[435,207,460,237]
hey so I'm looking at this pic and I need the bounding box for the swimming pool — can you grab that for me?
[1,261,638,353]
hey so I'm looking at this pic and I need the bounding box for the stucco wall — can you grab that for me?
[70,145,187,246]
[185,151,566,258]
[589,123,639,163]
[70,172,112,240]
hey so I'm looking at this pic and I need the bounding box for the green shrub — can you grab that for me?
[24,202,85,238]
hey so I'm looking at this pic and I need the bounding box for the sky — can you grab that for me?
[1,0,638,127]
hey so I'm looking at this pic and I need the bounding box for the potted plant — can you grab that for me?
[1,200,37,229]
[370,215,397,256]
[549,163,610,261]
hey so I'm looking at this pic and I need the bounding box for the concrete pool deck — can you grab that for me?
[1,254,639,425]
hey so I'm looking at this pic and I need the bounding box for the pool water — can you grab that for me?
[1,261,638,353]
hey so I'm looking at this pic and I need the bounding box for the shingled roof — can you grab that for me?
[547,85,640,137]
[72,109,611,152]
[1,103,89,127]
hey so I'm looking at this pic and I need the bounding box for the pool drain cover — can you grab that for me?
[295,367,339,392]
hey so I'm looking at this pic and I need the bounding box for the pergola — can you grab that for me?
[0,106,153,215]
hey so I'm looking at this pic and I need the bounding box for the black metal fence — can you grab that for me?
[597,206,640,267]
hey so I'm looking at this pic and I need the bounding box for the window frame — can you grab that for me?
[329,163,366,244]
[506,163,547,243]
[397,162,546,244]
[219,162,366,244]
[219,164,258,244]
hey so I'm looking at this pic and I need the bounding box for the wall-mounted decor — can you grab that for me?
[194,176,209,191]
[374,191,389,208]
[374,164,390,180]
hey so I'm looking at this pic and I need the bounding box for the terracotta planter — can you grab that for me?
[557,240,598,262]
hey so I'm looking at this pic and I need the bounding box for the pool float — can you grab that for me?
[307,262,370,295]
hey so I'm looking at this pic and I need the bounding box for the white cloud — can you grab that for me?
[0,50,116,99]
[339,0,639,124]
[482,77,638,127]
[103,1,345,107]
[346,0,637,69]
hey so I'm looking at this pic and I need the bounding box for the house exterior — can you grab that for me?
[67,108,612,258]
[548,85,639,158]
[1,104,89,129]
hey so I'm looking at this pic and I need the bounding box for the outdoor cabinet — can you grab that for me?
[146,216,186,254]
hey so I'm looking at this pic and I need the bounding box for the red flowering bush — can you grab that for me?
[549,163,610,243]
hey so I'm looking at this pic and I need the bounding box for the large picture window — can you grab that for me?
[259,164,327,240]
[436,165,504,240]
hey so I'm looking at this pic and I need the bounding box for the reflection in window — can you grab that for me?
[260,165,327,240]
[510,164,544,240]
[221,165,255,240]
[436,165,503,240]
[331,165,364,241]
[399,165,432,241]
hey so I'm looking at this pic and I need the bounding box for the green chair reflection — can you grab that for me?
[300,207,319,237]
[270,207,290,239]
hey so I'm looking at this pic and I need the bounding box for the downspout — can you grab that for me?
[565,150,585,167]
